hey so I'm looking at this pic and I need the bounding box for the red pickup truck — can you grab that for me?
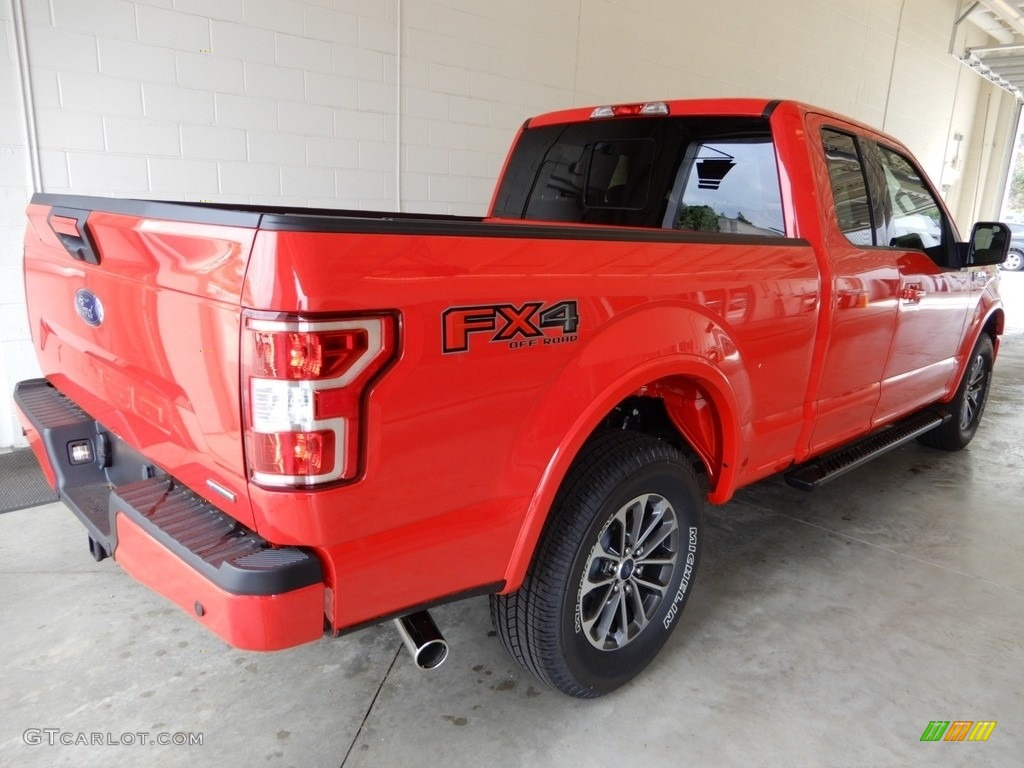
[15,98,1009,698]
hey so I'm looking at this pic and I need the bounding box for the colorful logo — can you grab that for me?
[920,721,996,742]
[442,300,579,353]
[75,288,104,327]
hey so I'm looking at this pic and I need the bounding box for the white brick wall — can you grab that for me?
[1,4,37,448]
[0,0,1017,447]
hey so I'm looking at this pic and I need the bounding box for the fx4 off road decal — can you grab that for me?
[442,300,579,353]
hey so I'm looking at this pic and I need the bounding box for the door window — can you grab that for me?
[875,145,946,259]
[821,129,877,246]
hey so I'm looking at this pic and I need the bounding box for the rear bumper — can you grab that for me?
[14,378,326,651]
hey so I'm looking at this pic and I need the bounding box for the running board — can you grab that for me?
[785,410,950,492]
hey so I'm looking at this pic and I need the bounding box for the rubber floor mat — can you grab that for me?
[0,449,58,514]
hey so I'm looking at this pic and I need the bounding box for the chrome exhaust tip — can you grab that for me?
[393,611,449,670]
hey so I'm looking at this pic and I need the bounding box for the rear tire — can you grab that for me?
[918,334,994,451]
[491,431,703,698]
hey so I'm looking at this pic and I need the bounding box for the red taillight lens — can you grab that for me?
[252,329,369,380]
[242,312,397,487]
[251,431,336,477]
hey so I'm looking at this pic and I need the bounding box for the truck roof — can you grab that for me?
[526,98,778,128]
[525,98,891,141]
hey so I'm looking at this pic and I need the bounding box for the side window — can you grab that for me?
[821,129,875,246]
[672,138,785,236]
[876,145,946,256]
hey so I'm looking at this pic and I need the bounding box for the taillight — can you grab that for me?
[242,311,398,487]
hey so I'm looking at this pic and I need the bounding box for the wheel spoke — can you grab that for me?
[635,498,666,550]
[628,583,648,626]
[614,514,627,557]
[969,355,985,386]
[581,571,614,602]
[592,590,621,643]
[627,495,647,548]
[963,398,976,428]
[618,587,631,637]
[580,585,614,636]
[596,536,620,561]
[636,556,674,567]
[580,581,614,628]
[640,521,674,556]
[632,573,668,597]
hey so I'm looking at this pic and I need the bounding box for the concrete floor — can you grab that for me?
[2,274,1023,768]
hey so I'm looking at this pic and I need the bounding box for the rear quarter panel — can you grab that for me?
[242,226,820,627]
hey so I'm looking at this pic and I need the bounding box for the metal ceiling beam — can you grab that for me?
[969,42,1024,54]
[977,0,1024,38]
[953,1,1024,100]
[963,52,1024,98]
[973,55,1024,66]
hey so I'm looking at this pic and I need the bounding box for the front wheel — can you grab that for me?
[1001,249,1024,271]
[490,431,703,698]
[918,334,994,451]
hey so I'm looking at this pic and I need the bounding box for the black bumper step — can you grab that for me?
[14,379,114,541]
[785,409,949,491]
[112,476,321,596]
[14,377,90,428]
[14,378,321,596]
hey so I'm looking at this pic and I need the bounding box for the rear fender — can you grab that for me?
[500,303,749,591]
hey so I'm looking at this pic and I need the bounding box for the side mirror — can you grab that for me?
[966,221,1011,267]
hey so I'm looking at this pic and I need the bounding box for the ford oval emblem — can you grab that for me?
[75,288,104,327]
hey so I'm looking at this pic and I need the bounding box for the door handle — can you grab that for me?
[47,207,101,265]
[899,285,926,303]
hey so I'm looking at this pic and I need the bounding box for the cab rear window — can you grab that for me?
[491,115,785,235]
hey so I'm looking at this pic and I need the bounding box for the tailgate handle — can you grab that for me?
[47,207,101,265]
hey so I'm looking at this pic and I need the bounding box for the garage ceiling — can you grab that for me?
[958,0,1024,100]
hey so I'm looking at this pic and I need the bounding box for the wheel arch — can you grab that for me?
[944,300,1002,402]
[500,303,749,592]
[983,305,1004,348]
[965,301,1003,363]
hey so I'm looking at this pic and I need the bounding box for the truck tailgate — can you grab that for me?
[23,198,260,529]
